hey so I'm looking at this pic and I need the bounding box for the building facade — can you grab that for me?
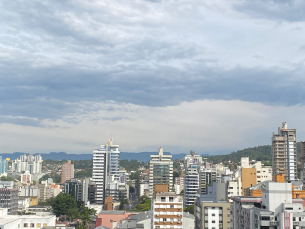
[184,151,202,207]
[61,160,74,183]
[151,185,183,229]
[301,141,305,186]
[149,147,173,198]
[231,181,305,229]
[92,139,120,204]
[0,156,8,177]
[0,188,18,214]
[272,122,297,182]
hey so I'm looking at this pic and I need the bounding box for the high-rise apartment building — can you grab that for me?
[272,122,297,182]
[61,160,74,183]
[11,154,42,174]
[301,141,305,185]
[0,181,18,214]
[184,151,202,207]
[149,147,173,198]
[151,184,183,229]
[92,139,120,204]
[0,156,8,177]
[200,167,217,194]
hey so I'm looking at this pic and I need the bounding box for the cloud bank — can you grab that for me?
[1,0,305,154]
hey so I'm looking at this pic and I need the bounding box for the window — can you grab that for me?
[170,205,174,208]
[161,197,166,202]
[212,221,215,223]
[30,223,34,228]
[163,218,166,222]
[212,214,215,216]
[43,224,47,227]
[24,224,28,227]
[212,207,215,209]
[169,197,173,202]
[36,223,41,228]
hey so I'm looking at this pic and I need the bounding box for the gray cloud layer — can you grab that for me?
[1,0,305,153]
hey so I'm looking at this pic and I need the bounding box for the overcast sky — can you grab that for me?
[1,0,305,155]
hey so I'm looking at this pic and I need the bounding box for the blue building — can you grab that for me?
[0,156,8,175]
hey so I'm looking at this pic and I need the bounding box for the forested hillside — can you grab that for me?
[207,142,302,164]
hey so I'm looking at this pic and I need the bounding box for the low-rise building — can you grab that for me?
[0,208,56,228]
[195,182,230,229]
[231,181,305,229]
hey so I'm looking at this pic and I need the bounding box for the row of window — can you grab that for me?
[23,223,48,228]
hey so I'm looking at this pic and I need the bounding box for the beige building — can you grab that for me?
[195,201,230,229]
[272,122,297,182]
[151,185,183,229]
[61,160,74,183]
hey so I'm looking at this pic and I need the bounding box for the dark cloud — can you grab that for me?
[233,0,305,22]
[1,0,305,128]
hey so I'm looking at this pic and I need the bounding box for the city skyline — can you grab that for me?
[1,1,305,154]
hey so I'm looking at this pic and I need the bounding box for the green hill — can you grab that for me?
[208,142,301,164]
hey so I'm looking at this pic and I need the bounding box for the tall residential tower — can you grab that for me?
[92,139,120,204]
[272,122,297,182]
[149,147,173,198]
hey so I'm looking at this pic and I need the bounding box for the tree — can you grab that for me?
[67,208,80,221]
[184,204,194,215]
[79,207,96,228]
[51,193,77,217]
[39,173,61,184]
[0,176,16,182]
[133,198,151,212]
[129,186,135,193]
[173,171,180,182]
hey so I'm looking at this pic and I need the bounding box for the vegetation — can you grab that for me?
[42,159,67,166]
[51,193,78,217]
[0,176,16,182]
[184,204,194,215]
[39,173,61,184]
[133,195,151,212]
[173,171,180,182]
[72,160,93,170]
[207,142,303,164]
[38,198,54,206]
[74,169,92,179]
[119,159,147,172]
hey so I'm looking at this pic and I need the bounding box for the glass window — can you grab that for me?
[24,223,28,227]
[36,224,41,228]
[30,223,34,227]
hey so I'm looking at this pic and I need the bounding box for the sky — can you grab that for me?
[1,0,305,155]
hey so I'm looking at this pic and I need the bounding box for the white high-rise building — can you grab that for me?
[272,122,297,182]
[184,151,202,207]
[92,139,120,204]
